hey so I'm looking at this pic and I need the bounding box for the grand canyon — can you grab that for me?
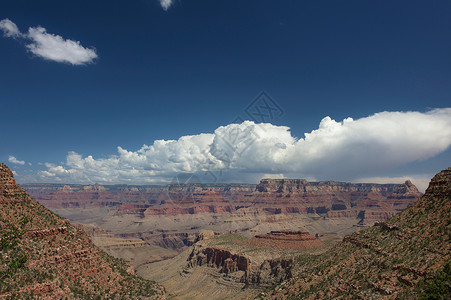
[2,2,451,299]
[1,163,450,298]
[22,177,422,265]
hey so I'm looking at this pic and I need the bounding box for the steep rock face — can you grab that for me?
[23,183,255,210]
[118,231,198,250]
[256,178,419,194]
[187,242,293,286]
[23,180,420,219]
[186,230,325,287]
[0,164,165,299]
[266,168,450,299]
[254,178,421,214]
[249,231,326,250]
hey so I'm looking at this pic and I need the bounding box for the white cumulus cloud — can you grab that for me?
[38,108,451,184]
[0,18,97,65]
[26,26,97,65]
[159,0,174,10]
[8,156,25,165]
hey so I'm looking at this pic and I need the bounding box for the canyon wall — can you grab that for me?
[22,179,422,255]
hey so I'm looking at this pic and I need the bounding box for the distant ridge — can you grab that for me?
[266,168,450,299]
[0,163,165,299]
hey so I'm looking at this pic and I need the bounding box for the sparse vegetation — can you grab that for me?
[417,261,451,299]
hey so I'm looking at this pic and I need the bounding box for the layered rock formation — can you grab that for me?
[138,229,326,299]
[249,231,326,250]
[266,167,450,299]
[186,230,325,286]
[22,179,422,255]
[253,178,420,220]
[23,179,420,221]
[0,163,165,299]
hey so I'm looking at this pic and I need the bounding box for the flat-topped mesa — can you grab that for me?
[256,178,421,195]
[254,231,317,241]
[249,230,325,250]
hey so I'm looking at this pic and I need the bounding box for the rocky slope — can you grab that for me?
[73,223,179,269]
[265,168,450,299]
[0,163,165,299]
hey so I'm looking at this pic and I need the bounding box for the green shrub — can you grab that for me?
[418,261,451,300]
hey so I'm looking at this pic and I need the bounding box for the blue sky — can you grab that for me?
[1,0,450,190]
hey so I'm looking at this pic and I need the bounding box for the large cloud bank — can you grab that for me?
[0,18,97,65]
[39,108,451,184]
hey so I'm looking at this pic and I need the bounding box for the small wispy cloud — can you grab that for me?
[159,0,175,10]
[8,155,25,165]
[0,19,21,37]
[0,18,97,65]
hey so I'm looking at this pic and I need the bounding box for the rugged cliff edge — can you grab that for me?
[265,168,450,299]
[0,163,165,299]
[186,231,325,286]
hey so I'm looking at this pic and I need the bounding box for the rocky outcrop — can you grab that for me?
[27,226,68,238]
[374,221,399,231]
[83,183,106,191]
[188,246,249,274]
[194,230,215,243]
[185,230,325,287]
[187,242,293,286]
